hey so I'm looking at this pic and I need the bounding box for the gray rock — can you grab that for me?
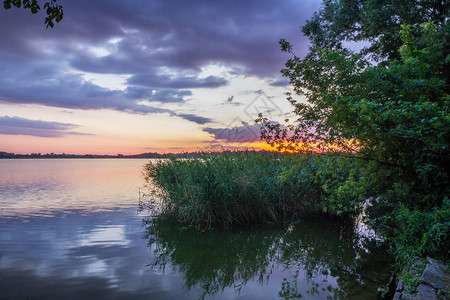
[421,258,446,290]
[401,291,413,299]
[416,283,437,300]
[392,291,402,300]
[396,279,404,292]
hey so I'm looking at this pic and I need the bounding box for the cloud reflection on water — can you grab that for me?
[0,159,394,299]
[0,159,149,218]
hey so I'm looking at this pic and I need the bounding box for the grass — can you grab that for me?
[143,151,364,229]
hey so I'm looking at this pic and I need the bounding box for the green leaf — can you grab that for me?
[3,1,12,9]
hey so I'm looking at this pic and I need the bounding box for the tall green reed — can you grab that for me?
[144,151,364,229]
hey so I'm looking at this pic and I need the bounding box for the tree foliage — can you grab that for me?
[3,0,63,27]
[301,0,448,60]
[258,1,449,206]
[257,0,449,263]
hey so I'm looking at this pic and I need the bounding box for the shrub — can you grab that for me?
[392,198,450,267]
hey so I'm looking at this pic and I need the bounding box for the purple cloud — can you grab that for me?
[176,113,212,125]
[128,74,228,89]
[0,0,320,124]
[203,121,262,143]
[0,116,90,137]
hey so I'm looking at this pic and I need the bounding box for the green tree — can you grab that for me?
[257,0,449,263]
[258,1,448,207]
[3,0,63,27]
[301,0,448,60]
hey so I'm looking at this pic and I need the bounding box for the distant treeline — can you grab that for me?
[0,151,184,159]
[0,150,273,159]
[0,151,163,159]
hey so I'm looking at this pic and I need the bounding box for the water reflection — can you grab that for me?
[0,159,148,219]
[1,159,204,299]
[144,215,393,299]
[0,159,393,299]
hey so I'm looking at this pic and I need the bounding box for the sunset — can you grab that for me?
[1,1,448,299]
[0,0,320,155]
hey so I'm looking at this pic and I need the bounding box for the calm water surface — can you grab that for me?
[0,159,393,299]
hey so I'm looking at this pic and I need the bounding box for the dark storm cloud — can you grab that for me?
[57,0,318,76]
[0,0,320,120]
[0,60,190,111]
[128,74,228,89]
[176,113,212,125]
[1,0,320,73]
[123,87,191,103]
[269,78,291,87]
[0,116,89,137]
[203,122,262,143]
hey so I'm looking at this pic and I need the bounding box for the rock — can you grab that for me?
[391,278,403,300]
[395,279,404,292]
[416,283,437,300]
[421,257,446,290]
[391,257,448,300]
[400,291,413,299]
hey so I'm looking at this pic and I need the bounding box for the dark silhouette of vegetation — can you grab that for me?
[0,150,242,159]
[3,0,63,27]
[255,0,449,285]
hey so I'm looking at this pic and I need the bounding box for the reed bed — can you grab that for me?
[144,151,362,229]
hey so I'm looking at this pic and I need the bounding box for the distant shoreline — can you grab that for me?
[0,150,274,159]
[1,152,178,159]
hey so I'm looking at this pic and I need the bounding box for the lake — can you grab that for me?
[0,159,393,299]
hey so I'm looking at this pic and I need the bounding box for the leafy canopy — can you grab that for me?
[257,1,449,208]
[3,0,63,28]
[301,0,448,60]
[257,0,449,265]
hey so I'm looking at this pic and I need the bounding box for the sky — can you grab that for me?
[0,0,320,155]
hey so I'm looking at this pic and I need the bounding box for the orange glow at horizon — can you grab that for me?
[251,139,360,154]
[1,134,360,155]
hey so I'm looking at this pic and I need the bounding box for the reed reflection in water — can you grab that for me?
[144,214,393,299]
